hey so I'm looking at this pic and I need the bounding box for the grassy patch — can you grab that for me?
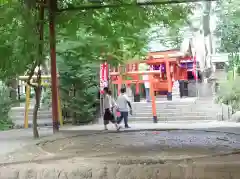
[0,124,11,131]
[0,120,12,131]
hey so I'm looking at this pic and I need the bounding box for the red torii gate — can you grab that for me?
[109,50,189,123]
[110,50,189,98]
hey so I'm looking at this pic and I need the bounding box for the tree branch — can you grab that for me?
[57,0,216,12]
[26,59,38,88]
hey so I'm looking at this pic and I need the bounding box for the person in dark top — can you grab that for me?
[103,87,120,131]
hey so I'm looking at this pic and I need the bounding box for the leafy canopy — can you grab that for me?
[0,1,40,79]
[57,1,191,66]
[215,0,240,54]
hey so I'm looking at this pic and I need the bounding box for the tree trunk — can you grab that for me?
[31,0,45,138]
[203,1,211,37]
[49,0,59,132]
[32,68,42,139]
[72,85,77,125]
[203,1,212,76]
[33,87,40,138]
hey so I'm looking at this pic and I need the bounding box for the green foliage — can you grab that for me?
[0,1,48,80]
[216,78,240,112]
[57,2,191,66]
[0,84,13,130]
[149,18,186,49]
[227,54,240,72]
[215,0,240,54]
[1,0,191,126]
[57,54,99,124]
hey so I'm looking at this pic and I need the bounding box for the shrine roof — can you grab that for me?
[149,49,180,53]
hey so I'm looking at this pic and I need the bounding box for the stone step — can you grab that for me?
[133,105,195,111]
[11,107,51,113]
[10,109,52,115]
[12,113,52,119]
[133,101,219,106]
[12,117,53,122]
[11,107,221,115]
[132,106,221,113]
[133,102,194,106]
[13,118,53,128]
[133,101,217,106]
[11,107,221,114]
[10,112,52,121]
[131,115,219,120]
[132,113,219,118]
[133,101,190,105]
[10,108,51,113]
[132,100,197,106]
[128,116,216,121]
[13,117,52,122]
[11,106,221,117]
[131,112,209,117]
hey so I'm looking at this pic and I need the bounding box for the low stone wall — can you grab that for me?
[1,160,240,179]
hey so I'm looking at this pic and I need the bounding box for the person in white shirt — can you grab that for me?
[142,68,151,102]
[103,87,120,131]
[108,90,117,113]
[116,87,132,128]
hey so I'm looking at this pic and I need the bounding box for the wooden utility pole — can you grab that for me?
[48,0,59,132]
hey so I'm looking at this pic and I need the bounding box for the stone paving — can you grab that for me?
[63,120,240,133]
[10,96,223,128]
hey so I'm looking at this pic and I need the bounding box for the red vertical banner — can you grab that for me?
[192,54,197,80]
[170,64,174,87]
[100,62,109,94]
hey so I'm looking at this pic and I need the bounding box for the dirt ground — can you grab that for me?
[40,130,240,161]
[1,129,240,178]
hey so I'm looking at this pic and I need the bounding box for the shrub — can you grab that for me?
[0,85,13,130]
[215,77,240,112]
[59,57,99,124]
[40,55,100,125]
[41,88,52,108]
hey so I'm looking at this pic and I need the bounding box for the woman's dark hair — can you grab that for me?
[108,90,112,95]
[103,87,109,93]
[98,90,100,99]
[120,87,126,93]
